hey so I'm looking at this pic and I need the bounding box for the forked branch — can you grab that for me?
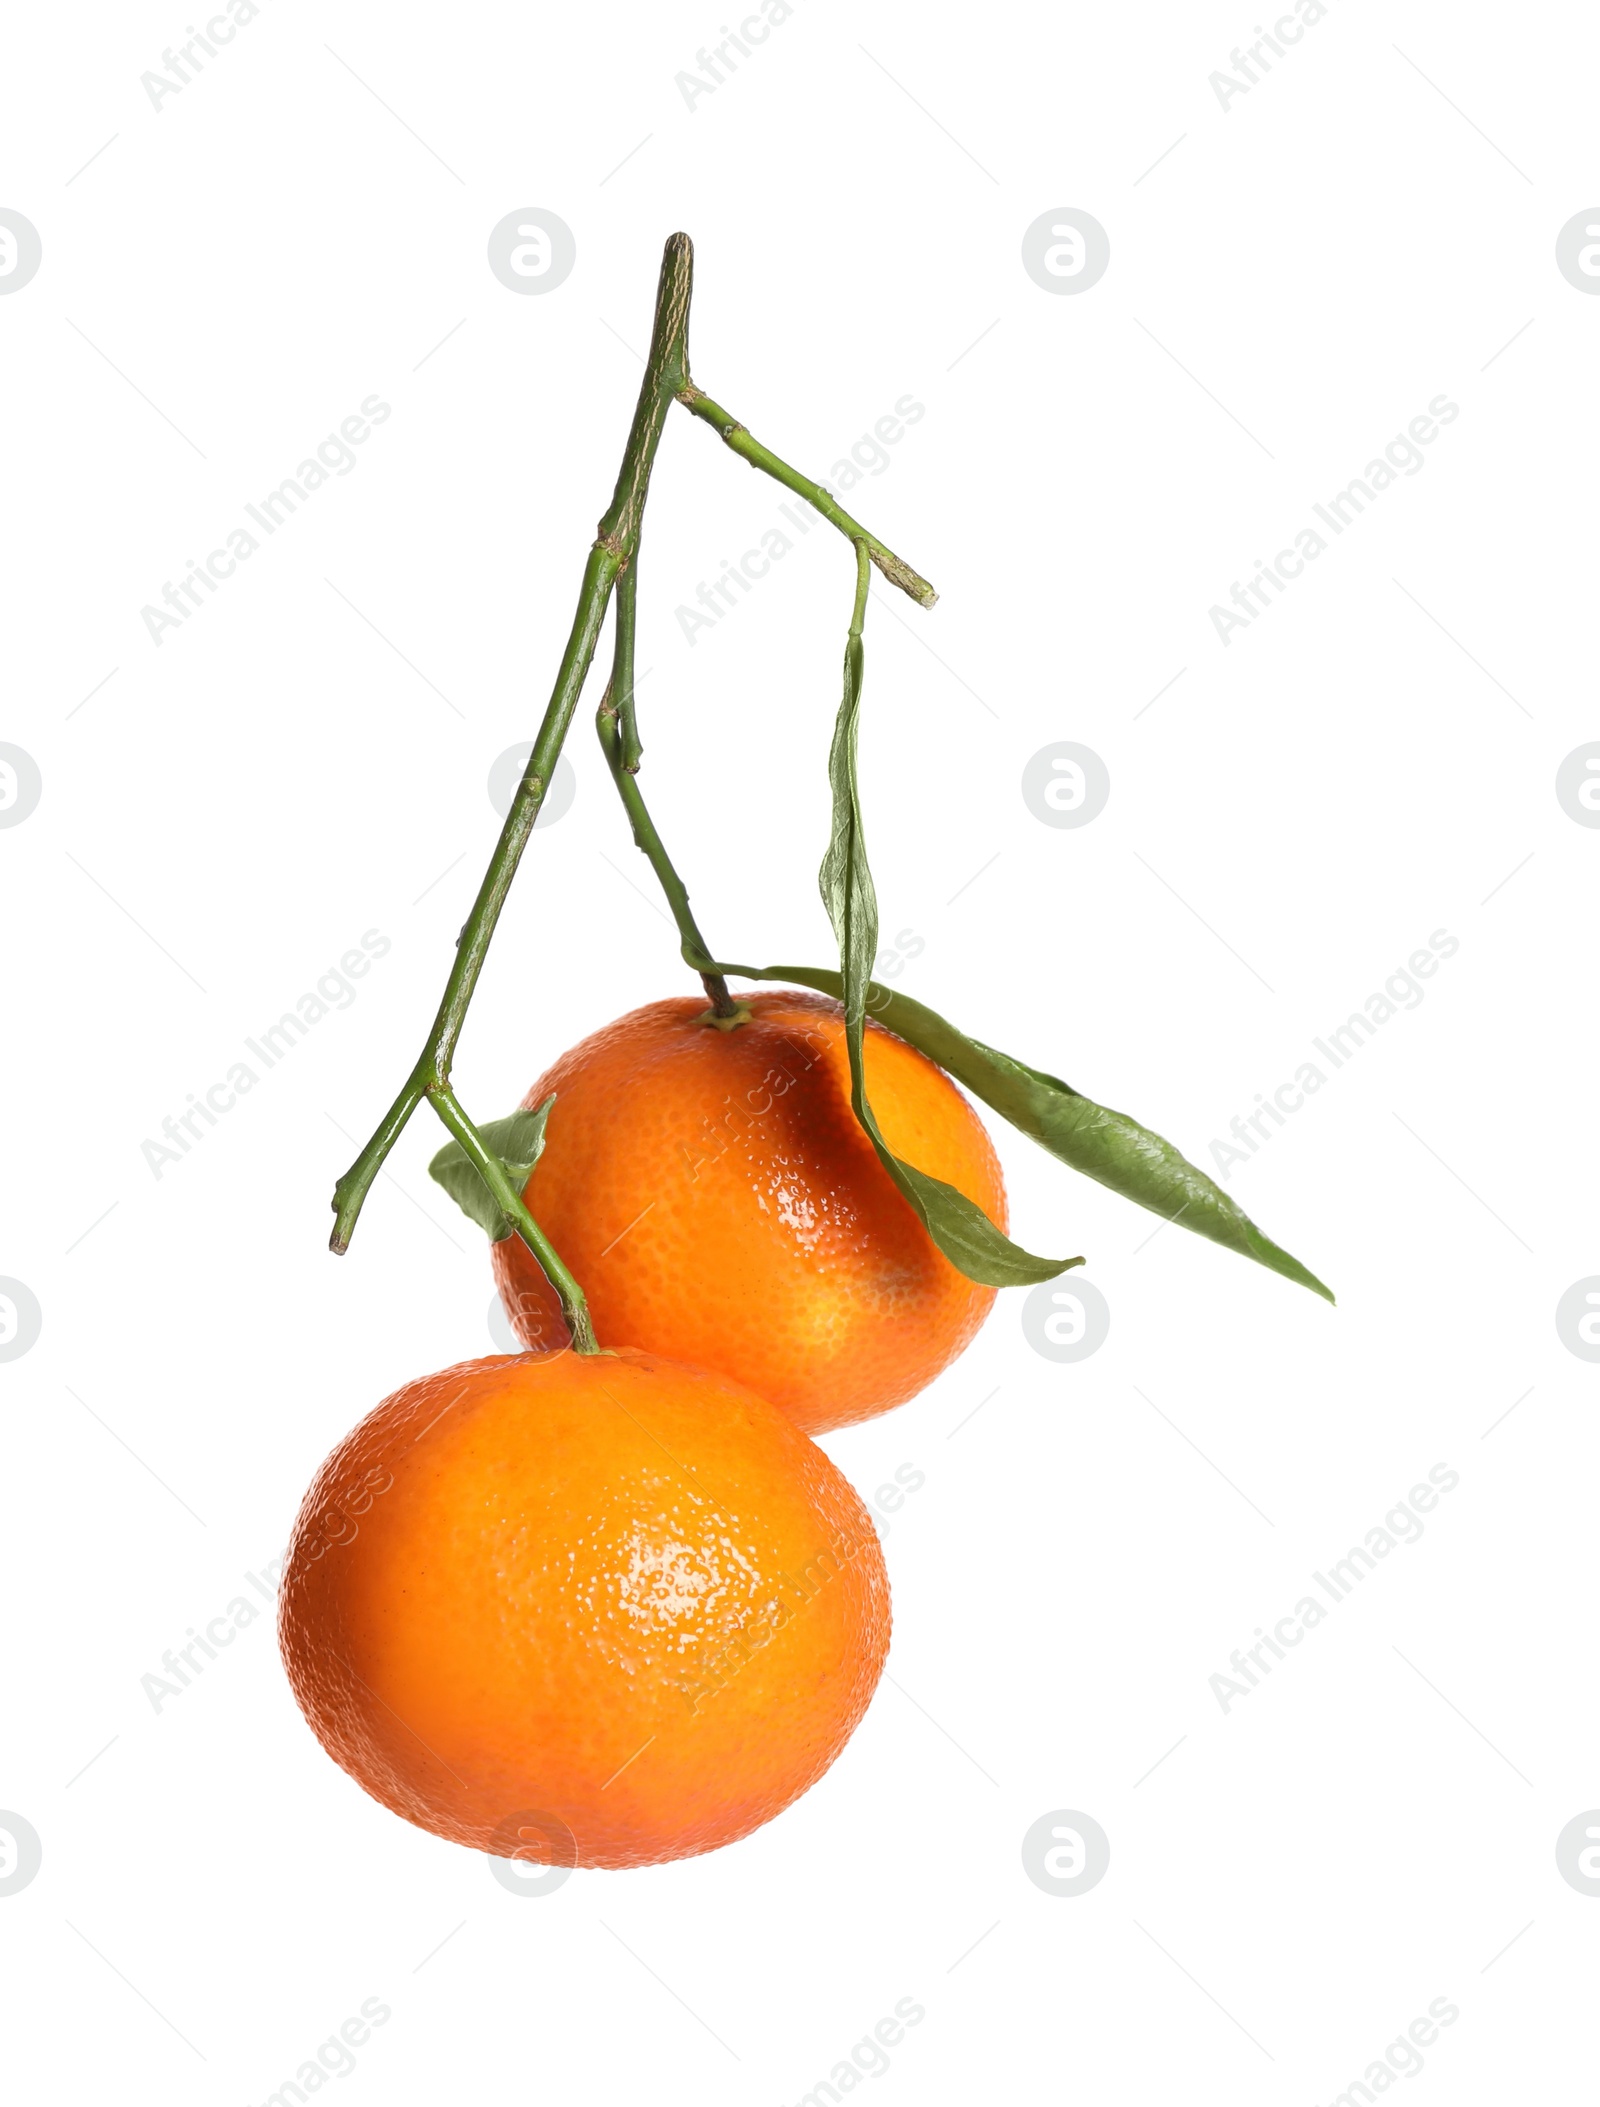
[329,233,935,1345]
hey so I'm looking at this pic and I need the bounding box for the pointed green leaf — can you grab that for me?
[428,1097,554,1242]
[813,589,1077,1290]
[685,961,1332,1303]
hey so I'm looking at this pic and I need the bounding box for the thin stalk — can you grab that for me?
[427,1089,599,1355]
[597,558,738,1019]
[678,385,937,609]
[848,533,872,636]
[612,533,644,775]
[330,235,696,1282]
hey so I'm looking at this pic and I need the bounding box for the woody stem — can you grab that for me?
[677,385,937,609]
[598,557,739,1019]
[329,233,696,1317]
[427,1089,598,1354]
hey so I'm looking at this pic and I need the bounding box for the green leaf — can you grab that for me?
[685,956,1332,1303]
[812,588,1077,1291]
[428,1097,554,1242]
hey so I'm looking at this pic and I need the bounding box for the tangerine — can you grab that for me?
[493,991,1006,1434]
[279,1347,889,1870]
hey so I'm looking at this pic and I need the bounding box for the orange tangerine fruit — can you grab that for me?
[279,1347,889,1870]
[493,991,1006,1433]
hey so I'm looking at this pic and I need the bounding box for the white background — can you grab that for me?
[4,2,1598,2100]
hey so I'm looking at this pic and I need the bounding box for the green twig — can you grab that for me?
[597,558,740,1019]
[426,1089,599,1354]
[329,234,697,1325]
[678,385,937,609]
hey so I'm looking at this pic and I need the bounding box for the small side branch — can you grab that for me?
[677,384,937,609]
[427,1089,599,1354]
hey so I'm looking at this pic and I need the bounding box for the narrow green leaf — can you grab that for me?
[428,1097,554,1242]
[685,956,1332,1304]
[813,577,1077,1290]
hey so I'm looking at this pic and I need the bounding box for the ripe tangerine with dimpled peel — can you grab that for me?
[491,990,1009,1436]
[278,1347,890,1870]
